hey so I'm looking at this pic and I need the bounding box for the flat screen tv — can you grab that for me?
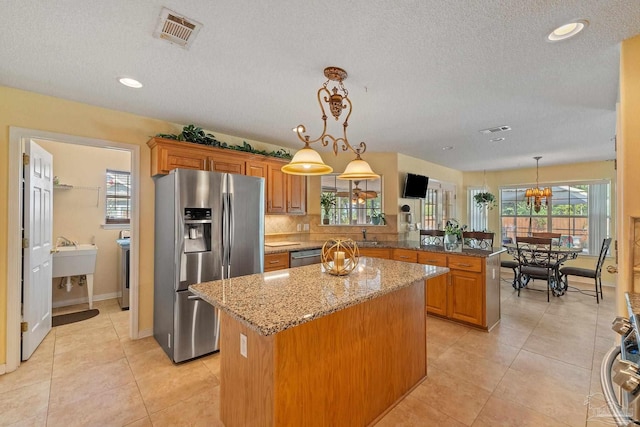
[402,173,429,199]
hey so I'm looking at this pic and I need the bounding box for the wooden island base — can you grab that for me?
[219,280,427,427]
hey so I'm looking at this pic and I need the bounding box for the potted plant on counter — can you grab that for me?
[444,219,467,251]
[371,211,386,225]
[320,192,336,225]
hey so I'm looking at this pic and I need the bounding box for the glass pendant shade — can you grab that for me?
[281,147,333,175]
[337,158,380,180]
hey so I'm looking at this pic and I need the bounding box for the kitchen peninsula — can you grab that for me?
[190,257,448,427]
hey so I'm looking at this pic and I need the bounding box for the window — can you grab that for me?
[500,181,610,254]
[105,169,131,224]
[421,180,456,230]
[320,175,383,225]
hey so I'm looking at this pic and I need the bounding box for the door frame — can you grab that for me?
[6,127,141,372]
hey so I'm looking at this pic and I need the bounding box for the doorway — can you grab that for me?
[6,127,141,371]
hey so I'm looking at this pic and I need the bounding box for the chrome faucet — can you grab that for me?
[56,236,77,247]
[362,228,367,241]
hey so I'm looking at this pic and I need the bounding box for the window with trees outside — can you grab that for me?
[422,180,456,230]
[105,169,131,224]
[320,175,383,225]
[500,181,610,255]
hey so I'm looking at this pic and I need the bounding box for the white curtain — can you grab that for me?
[588,182,609,255]
[468,187,488,232]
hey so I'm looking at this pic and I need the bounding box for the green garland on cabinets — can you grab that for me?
[156,124,292,160]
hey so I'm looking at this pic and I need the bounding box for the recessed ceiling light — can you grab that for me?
[490,137,505,143]
[118,77,143,89]
[547,20,588,42]
[442,146,453,151]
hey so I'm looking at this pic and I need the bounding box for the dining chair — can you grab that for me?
[462,231,494,250]
[515,236,554,302]
[500,237,519,289]
[559,237,612,304]
[532,232,562,247]
[532,232,562,239]
[420,229,445,246]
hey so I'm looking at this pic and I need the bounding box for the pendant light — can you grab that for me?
[282,67,379,180]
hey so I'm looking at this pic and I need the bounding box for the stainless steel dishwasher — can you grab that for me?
[289,248,322,267]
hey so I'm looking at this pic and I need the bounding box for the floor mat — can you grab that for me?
[52,309,100,327]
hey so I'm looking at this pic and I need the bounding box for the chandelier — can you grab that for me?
[281,67,379,180]
[525,156,552,213]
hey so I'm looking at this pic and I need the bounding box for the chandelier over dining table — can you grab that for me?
[525,156,552,213]
[281,67,380,180]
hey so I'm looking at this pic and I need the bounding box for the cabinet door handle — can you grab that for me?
[455,263,472,267]
[400,256,409,259]
[268,260,280,264]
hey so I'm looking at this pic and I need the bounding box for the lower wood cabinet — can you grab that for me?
[358,248,391,259]
[264,252,289,272]
[419,251,499,329]
[392,248,419,263]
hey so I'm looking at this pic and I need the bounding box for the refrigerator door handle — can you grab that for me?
[214,308,221,350]
[221,189,229,279]
[227,192,234,278]
[187,295,203,301]
[190,296,199,359]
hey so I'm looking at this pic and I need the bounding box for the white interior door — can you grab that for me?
[22,139,53,361]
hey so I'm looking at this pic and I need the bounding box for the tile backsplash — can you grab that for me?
[265,214,403,242]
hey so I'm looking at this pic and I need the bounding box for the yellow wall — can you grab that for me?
[36,140,130,305]
[0,86,288,366]
[619,35,640,311]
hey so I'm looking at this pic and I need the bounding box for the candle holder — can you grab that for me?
[321,239,360,276]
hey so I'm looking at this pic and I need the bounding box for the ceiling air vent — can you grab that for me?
[153,8,202,50]
[479,125,512,134]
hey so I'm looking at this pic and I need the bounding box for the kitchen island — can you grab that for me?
[190,257,448,427]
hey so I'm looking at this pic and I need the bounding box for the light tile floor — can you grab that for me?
[0,275,619,426]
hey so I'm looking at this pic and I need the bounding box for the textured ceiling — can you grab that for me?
[1,1,638,171]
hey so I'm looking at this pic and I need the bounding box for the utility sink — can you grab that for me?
[52,244,98,278]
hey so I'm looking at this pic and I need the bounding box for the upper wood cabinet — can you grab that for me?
[266,161,306,215]
[147,138,306,215]
[149,139,210,175]
[208,153,245,175]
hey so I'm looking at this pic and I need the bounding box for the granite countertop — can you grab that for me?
[190,257,448,336]
[264,239,505,257]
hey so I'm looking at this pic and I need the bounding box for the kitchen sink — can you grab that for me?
[52,244,98,278]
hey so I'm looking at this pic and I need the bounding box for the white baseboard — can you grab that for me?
[137,328,153,339]
[52,292,120,309]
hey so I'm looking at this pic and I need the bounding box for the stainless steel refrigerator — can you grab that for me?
[153,169,264,363]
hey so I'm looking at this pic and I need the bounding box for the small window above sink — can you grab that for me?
[320,175,384,226]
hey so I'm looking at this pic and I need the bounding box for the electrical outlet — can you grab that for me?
[296,224,302,231]
[240,333,247,358]
[303,223,310,231]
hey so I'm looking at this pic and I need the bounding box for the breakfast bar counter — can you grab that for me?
[190,258,448,426]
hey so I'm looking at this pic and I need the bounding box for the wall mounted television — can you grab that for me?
[402,173,429,199]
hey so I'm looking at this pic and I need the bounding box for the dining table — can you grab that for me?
[504,243,583,297]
